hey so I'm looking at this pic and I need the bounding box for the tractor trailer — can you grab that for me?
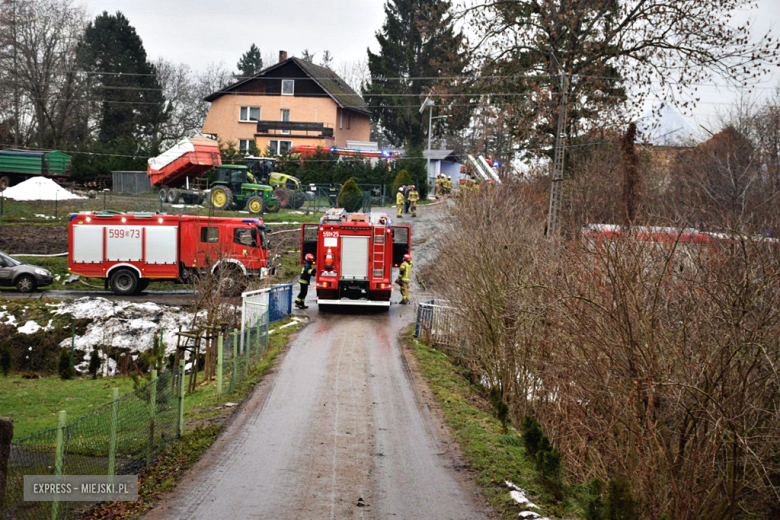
[68,212,275,295]
[301,208,410,307]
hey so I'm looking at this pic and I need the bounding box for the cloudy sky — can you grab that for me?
[82,0,779,131]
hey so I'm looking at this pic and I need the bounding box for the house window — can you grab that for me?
[239,106,260,122]
[281,109,290,135]
[200,227,219,243]
[282,80,294,96]
[239,139,252,153]
[268,140,293,156]
[338,108,343,130]
[346,111,351,130]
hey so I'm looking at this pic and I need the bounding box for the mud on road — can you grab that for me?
[146,202,492,519]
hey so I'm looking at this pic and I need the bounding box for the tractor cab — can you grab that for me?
[245,156,309,209]
[208,165,280,214]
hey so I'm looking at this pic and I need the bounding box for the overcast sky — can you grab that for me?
[81,0,779,131]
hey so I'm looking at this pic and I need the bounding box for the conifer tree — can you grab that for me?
[365,0,470,148]
[237,43,263,77]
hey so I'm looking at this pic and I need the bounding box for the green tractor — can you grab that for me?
[208,165,281,214]
[245,157,310,209]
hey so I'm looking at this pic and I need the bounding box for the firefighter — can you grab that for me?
[397,253,413,304]
[446,176,453,195]
[402,185,411,214]
[435,174,444,198]
[396,187,405,218]
[295,253,315,309]
[408,185,420,217]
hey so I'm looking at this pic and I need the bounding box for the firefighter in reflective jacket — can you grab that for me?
[408,185,420,217]
[397,254,413,304]
[295,253,315,309]
[396,187,405,218]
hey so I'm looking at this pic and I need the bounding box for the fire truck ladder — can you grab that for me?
[372,223,387,279]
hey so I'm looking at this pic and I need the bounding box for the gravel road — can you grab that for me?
[146,201,491,519]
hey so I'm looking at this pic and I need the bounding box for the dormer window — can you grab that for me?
[282,80,294,96]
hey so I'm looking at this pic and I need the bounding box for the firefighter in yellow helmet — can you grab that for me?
[408,185,420,217]
[396,187,405,218]
[396,253,413,304]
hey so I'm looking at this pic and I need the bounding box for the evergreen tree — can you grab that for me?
[77,11,169,153]
[337,178,364,212]
[365,0,471,148]
[237,43,263,77]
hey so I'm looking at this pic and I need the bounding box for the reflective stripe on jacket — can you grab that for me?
[299,262,314,284]
[396,192,405,205]
[408,190,419,202]
[399,261,412,282]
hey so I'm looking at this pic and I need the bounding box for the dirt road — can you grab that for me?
[147,201,490,519]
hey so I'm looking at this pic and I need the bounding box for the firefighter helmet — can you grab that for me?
[305,253,314,262]
[403,254,412,262]
[448,176,452,180]
[398,187,403,192]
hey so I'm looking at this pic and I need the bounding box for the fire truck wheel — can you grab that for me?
[15,275,36,293]
[210,186,233,210]
[246,196,264,214]
[110,268,139,296]
[158,187,168,203]
[0,176,9,191]
[135,279,150,294]
[218,270,245,297]
[167,188,179,204]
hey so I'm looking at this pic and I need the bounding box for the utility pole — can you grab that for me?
[420,96,434,191]
[546,47,569,239]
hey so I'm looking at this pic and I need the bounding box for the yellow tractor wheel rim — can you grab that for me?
[248,199,262,213]
[212,190,226,207]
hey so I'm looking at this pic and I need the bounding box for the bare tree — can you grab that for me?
[0,0,88,148]
[336,58,369,93]
[153,58,205,146]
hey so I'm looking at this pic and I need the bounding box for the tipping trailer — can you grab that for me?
[68,212,274,295]
[147,137,222,204]
[301,208,411,307]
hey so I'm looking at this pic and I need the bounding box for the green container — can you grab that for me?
[0,149,72,176]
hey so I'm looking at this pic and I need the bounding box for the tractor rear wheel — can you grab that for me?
[210,186,233,210]
[246,195,264,214]
[0,176,9,191]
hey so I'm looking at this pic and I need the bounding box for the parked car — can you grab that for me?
[0,251,53,292]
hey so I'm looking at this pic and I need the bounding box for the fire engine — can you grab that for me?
[68,212,274,295]
[301,208,411,307]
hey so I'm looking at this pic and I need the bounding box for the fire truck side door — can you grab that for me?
[301,223,318,263]
[391,225,411,266]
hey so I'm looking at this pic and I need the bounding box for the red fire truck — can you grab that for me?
[301,209,411,307]
[68,212,274,295]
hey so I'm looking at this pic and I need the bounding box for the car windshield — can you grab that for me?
[0,252,22,267]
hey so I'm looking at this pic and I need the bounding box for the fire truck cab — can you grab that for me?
[68,212,274,295]
[301,209,411,307]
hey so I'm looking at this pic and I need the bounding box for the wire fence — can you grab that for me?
[3,370,180,520]
[414,299,468,357]
[1,295,291,519]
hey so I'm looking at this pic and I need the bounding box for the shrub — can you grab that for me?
[393,169,413,196]
[88,349,101,379]
[605,479,638,520]
[0,341,11,376]
[337,178,363,212]
[58,349,75,380]
[522,415,543,455]
[488,386,511,432]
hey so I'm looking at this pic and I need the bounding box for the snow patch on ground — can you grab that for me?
[34,214,57,219]
[16,319,53,334]
[3,176,84,201]
[52,297,202,355]
[505,481,548,518]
